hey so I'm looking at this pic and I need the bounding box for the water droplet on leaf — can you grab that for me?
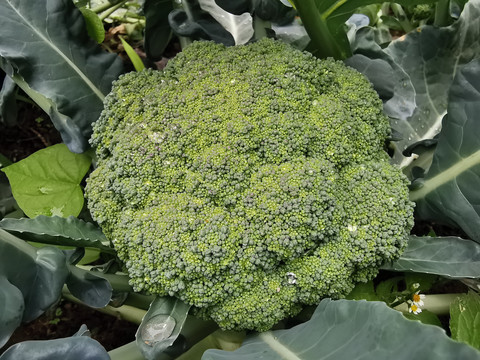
[141,315,176,346]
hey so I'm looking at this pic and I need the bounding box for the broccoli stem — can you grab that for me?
[291,0,345,59]
[434,0,451,27]
[109,341,145,360]
[252,14,270,41]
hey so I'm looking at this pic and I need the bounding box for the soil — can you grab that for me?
[0,299,138,354]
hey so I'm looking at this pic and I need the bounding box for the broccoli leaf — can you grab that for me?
[382,236,480,278]
[136,296,192,360]
[0,0,124,153]
[0,228,69,348]
[409,59,480,242]
[65,260,113,308]
[202,299,480,360]
[346,27,416,121]
[0,215,113,253]
[0,325,109,360]
[384,0,480,170]
[1,144,91,219]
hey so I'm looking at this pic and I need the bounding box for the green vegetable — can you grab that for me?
[85,38,414,331]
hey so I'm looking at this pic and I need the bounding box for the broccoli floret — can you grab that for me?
[85,38,414,331]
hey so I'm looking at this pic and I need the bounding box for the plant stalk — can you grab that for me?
[434,0,451,27]
[291,0,345,59]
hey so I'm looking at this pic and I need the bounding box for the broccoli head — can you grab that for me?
[85,38,414,331]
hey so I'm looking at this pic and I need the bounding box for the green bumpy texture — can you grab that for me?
[85,38,414,331]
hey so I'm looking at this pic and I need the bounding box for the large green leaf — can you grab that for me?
[346,27,416,121]
[203,299,480,359]
[0,325,110,360]
[450,292,480,350]
[136,296,192,360]
[66,263,113,308]
[0,276,24,348]
[0,228,69,348]
[2,144,91,218]
[0,215,113,253]
[382,236,480,278]
[409,59,480,241]
[385,0,480,169]
[0,0,124,153]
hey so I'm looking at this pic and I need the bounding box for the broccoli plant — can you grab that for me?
[85,38,414,331]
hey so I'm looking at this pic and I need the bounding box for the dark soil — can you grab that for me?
[0,103,62,163]
[0,300,138,354]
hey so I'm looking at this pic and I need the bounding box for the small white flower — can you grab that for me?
[411,291,425,307]
[409,303,422,315]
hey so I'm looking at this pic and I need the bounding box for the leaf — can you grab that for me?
[119,37,145,71]
[143,0,174,61]
[168,5,235,46]
[0,325,110,360]
[1,144,91,218]
[136,296,192,360]
[345,280,379,301]
[0,276,24,348]
[0,228,69,347]
[0,215,114,253]
[382,236,480,278]
[198,0,253,45]
[253,0,296,24]
[404,310,442,327]
[0,74,17,126]
[385,0,480,170]
[375,276,403,301]
[409,59,480,241]
[203,299,480,360]
[0,0,124,153]
[345,27,416,120]
[214,0,250,15]
[78,7,105,44]
[0,171,19,220]
[450,291,480,350]
[65,265,113,308]
[404,273,438,293]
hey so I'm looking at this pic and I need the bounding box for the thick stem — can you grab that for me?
[109,341,145,360]
[252,15,270,41]
[292,0,344,59]
[434,0,451,27]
